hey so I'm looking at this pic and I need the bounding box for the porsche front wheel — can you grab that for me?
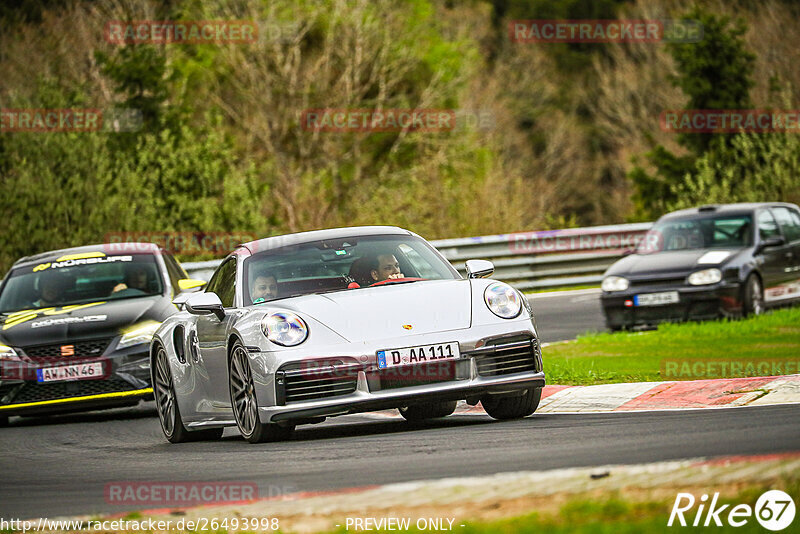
[154,344,223,443]
[229,341,294,443]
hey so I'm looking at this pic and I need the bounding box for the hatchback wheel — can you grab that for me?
[743,275,764,317]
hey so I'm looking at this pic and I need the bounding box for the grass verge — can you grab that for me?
[544,307,800,385]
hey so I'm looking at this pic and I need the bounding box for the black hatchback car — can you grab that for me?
[601,203,800,330]
[0,244,205,424]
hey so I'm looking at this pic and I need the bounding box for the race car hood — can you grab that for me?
[274,279,472,343]
[0,295,166,348]
[607,249,742,278]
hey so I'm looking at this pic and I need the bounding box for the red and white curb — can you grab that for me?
[365,375,800,419]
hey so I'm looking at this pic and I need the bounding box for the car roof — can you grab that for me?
[11,243,161,269]
[660,202,799,221]
[238,226,413,254]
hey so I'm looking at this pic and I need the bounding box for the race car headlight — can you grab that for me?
[688,268,722,286]
[484,282,522,319]
[118,321,162,350]
[0,344,19,360]
[602,276,630,292]
[262,312,308,346]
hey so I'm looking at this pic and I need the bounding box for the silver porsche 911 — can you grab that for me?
[150,226,545,443]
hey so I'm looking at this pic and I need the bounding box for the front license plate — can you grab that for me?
[634,291,680,306]
[377,342,460,369]
[36,362,104,383]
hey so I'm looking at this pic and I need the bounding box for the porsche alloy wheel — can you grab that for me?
[154,344,222,443]
[229,341,293,444]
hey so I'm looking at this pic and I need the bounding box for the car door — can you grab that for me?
[755,208,793,303]
[770,206,800,301]
[195,258,238,412]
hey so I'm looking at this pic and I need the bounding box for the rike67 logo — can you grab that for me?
[669,490,796,530]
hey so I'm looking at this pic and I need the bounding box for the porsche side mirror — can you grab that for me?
[757,235,786,254]
[465,259,494,279]
[172,292,191,309]
[185,292,225,321]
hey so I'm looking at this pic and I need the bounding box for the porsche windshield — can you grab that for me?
[636,215,753,254]
[243,234,459,304]
[0,254,164,313]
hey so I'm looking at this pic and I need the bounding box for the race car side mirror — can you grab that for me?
[465,259,494,279]
[757,235,786,254]
[185,292,225,321]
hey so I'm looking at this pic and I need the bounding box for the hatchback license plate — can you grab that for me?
[36,362,104,383]
[634,291,680,306]
[377,342,460,369]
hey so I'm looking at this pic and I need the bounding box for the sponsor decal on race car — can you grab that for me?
[33,254,133,272]
[1,302,106,330]
[29,315,108,329]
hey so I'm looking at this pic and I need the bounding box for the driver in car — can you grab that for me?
[112,264,150,294]
[251,272,278,303]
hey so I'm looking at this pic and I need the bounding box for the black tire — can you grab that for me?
[399,400,458,422]
[481,387,542,420]
[154,344,223,443]
[742,274,765,317]
[0,416,8,427]
[607,324,624,333]
[229,341,294,443]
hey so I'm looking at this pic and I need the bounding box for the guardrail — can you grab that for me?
[181,222,653,291]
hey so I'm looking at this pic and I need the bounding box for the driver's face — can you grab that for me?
[128,268,147,289]
[252,276,278,300]
[40,279,63,302]
[372,254,403,282]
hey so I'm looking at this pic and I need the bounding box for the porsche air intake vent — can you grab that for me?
[470,337,541,377]
[276,359,360,405]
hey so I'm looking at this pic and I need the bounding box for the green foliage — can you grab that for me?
[629,7,756,219]
[669,131,800,209]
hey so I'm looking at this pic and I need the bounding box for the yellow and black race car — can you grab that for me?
[0,244,205,425]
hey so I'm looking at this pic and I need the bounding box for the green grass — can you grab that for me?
[544,307,800,385]
[321,478,798,534]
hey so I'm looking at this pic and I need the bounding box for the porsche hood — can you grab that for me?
[274,280,473,343]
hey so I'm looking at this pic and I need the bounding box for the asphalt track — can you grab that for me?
[528,289,605,343]
[1,403,798,518]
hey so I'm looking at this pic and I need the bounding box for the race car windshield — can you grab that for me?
[636,215,753,255]
[243,234,459,304]
[0,254,164,313]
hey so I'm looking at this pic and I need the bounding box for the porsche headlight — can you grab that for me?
[484,282,522,319]
[688,268,722,286]
[262,312,308,346]
[0,344,19,360]
[118,321,162,349]
[602,276,630,292]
